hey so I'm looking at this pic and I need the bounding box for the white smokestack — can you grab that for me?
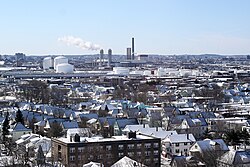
[58,36,101,51]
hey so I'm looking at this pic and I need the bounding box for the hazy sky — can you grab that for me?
[1,0,250,55]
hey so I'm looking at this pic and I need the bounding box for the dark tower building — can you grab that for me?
[99,49,104,66]
[127,48,132,60]
[132,37,135,60]
[108,49,112,67]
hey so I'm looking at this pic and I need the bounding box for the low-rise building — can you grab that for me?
[51,132,161,167]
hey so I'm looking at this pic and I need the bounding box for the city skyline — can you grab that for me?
[1,0,250,55]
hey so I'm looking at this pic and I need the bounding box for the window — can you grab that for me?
[145,159,151,164]
[184,149,188,152]
[184,142,188,145]
[137,152,142,156]
[89,155,94,160]
[176,149,180,153]
[128,144,134,149]
[145,151,151,156]
[106,145,112,151]
[78,155,81,160]
[118,145,124,150]
[98,155,103,159]
[154,158,158,162]
[70,147,75,153]
[78,147,84,152]
[154,143,159,148]
[175,143,179,147]
[145,143,151,148]
[137,143,142,149]
[107,154,112,158]
[70,156,75,161]
[128,152,134,157]
[118,152,124,157]
[154,150,159,155]
[58,145,61,151]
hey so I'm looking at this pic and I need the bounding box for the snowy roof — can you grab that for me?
[111,156,147,167]
[82,161,102,167]
[218,150,250,165]
[163,134,196,143]
[194,139,229,152]
[116,118,139,129]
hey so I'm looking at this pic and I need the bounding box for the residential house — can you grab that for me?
[163,133,196,158]
[217,150,250,167]
[10,122,32,141]
[113,118,139,136]
[111,156,147,167]
[189,139,229,166]
[178,117,208,139]
[170,156,205,167]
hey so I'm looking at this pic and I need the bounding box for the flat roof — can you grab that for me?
[55,134,158,144]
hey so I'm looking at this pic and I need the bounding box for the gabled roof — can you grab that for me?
[13,122,31,131]
[218,150,250,165]
[164,133,196,143]
[111,156,147,167]
[185,117,208,127]
[116,118,139,129]
[193,139,229,152]
[79,113,98,120]
[170,156,205,167]
[61,121,79,129]
[82,161,102,167]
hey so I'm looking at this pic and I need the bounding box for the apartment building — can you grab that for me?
[51,132,161,167]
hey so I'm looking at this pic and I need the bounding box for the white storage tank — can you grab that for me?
[113,67,129,75]
[43,57,53,70]
[54,56,68,69]
[56,63,74,73]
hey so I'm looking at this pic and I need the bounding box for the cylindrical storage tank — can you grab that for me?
[113,67,129,75]
[56,63,74,73]
[54,56,68,69]
[43,57,53,70]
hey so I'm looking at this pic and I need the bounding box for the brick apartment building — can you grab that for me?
[51,132,161,167]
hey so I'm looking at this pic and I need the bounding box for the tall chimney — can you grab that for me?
[100,49,104,66]
[132,37,135,60]
[108,49,112,67]
[127,48,132,60]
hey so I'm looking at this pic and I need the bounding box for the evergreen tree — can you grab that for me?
[15,108,24,125]
[2,112,10,142]
[48,121,64,137]
[36,145,45,166]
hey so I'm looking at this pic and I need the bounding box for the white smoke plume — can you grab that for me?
[58,36,101,51]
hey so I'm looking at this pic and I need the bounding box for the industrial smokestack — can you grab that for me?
[100,49,104,66]
[132,37,135,60]
[127,48,131,60]
[108,49,112,67]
